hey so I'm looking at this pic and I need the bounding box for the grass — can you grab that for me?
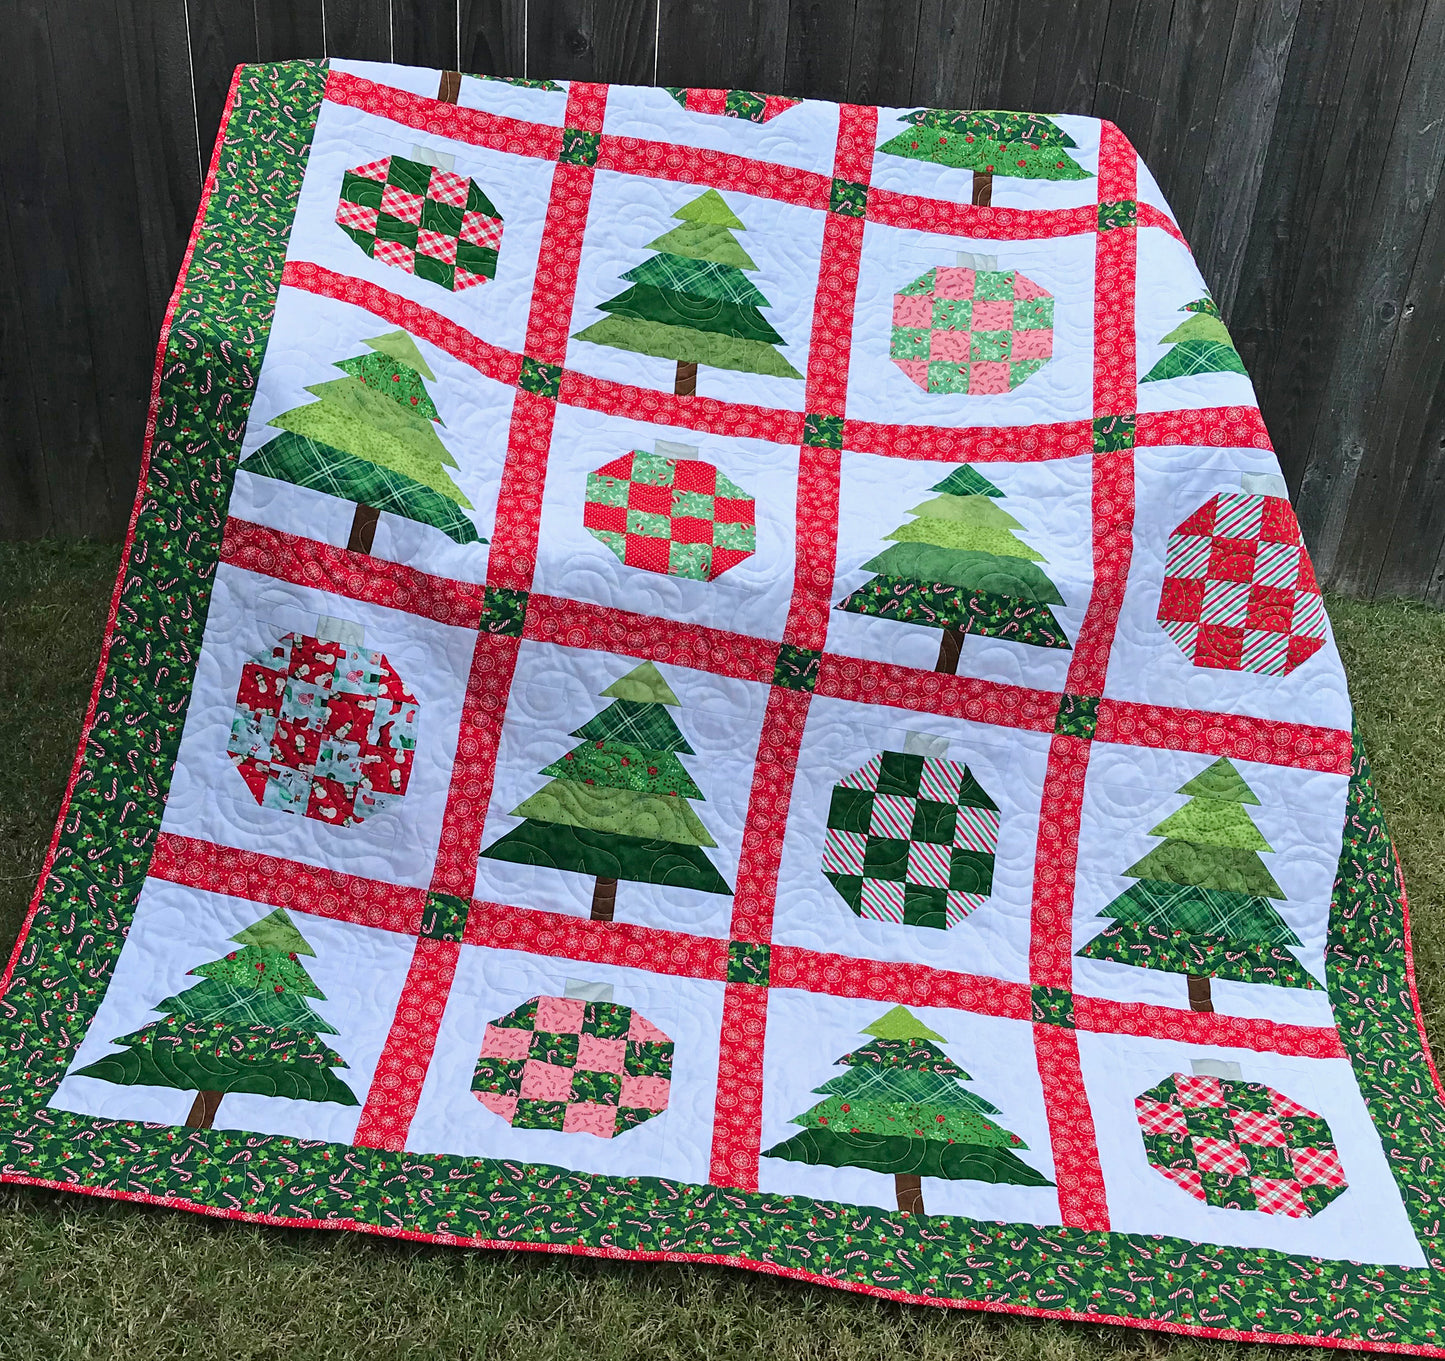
[1,541,1443,1360]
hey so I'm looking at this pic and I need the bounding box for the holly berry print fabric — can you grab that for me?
[7,59,1445,1357]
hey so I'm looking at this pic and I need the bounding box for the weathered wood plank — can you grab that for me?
[114,0,201,339]
[2,2,111,537]
[325,0,392,61]
[846,0,924,107]
[0,162,47,539]
[459,0,525,77]
[655,0,789,93]
[256,1,326,60]
[783,0,859,103]
[528,0,657,85]
[393,0,456,68]
[187,0,257,168]
[908,0,987,108]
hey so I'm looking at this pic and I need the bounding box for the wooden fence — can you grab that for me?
[1,0,1442,599]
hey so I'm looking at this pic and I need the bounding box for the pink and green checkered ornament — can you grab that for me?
[891,264,1053,394]
[1137,1072,1348,1218]
[1158,490,1327,675]
[583,450,756,581]
[227,629,419,826]
[472,994,673,1138]
[822,748,999,930]
[336,154,503,292]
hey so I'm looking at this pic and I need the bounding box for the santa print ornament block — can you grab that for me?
[227,630,419,825]
[1158,491,1327,674]
[891,265,1054,395]
[336,155,504,292]
[22,60,1445,1357]
[1137,1073,1348,1218]
[471,995,673,1137]
[583,450,756,581]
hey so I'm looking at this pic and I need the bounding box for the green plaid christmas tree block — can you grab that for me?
[583,450,756,581]
[822,749,999,930]
[336,155,503,292]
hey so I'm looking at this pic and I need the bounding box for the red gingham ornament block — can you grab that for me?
[1158,491,1327,675]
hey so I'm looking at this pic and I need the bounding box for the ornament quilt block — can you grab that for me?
[10,57,1445,1356]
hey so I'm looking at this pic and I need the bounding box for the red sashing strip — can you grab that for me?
[220,518,486,628]
[866,188,1098,241]
[486,391,559,592]
[1135,405,1273,450]
[1092,122,1137,419]
[1137,201,1188,245]
[785,444,840,651]
[728,686,811,945]
[463,899,728,978]
[1034,1023,1108,1230]
[1027,735,1092,989]
[1072,996,1346,1059]
[352,937,461,1150]
[1064,449,1135,695]
[770,946,1033,1019]
[326,68,564,160]
[597,137,831,209]
[1094,700,1355,774]
[282,261,523,387]
[150,832,427,934]
[842,417,1094,463]
[816,654,1060,732]
[523,593,779,683]
[709,981,771,1188]
[558,369,804,445]
[428,631,524,896]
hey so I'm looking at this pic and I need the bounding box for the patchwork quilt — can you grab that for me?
[8,60,1445,1352]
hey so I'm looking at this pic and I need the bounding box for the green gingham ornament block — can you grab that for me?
[822,749,999,929]
[335,154,503,292]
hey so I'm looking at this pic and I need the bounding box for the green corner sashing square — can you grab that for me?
[829,177,868,216]
[420,892,470,942]
[482,586,528,637]
[773,643,821,691]
[727,940,771,985]
[519,356,562,398]
[1054,693,1099,739]
[1093,413,1136,452]
[559,127,600,166]
[803,412,844,449]
[1031,985,1075,1028]
[1098,199,1138,231]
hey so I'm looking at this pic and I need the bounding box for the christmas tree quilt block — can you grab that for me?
[20,60,1445,1356]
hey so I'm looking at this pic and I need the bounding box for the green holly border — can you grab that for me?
[2,60,1444,1352]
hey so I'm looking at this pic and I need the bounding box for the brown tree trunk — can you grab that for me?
[895,1173,924,1214]
[1187,973,1214,1013]
[935,626,965,675]
[186,1089,223,1129]
[348,503,380,554]
[675,360,698,396]
[437,70,462,103]
[591,876,618,923]
[973,170,993,206]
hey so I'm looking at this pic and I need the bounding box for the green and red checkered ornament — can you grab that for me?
[583,447,756,581]
[891,260,1053,395]
[336,154,503,292]
[664,86,801,123]
[227,624,419,826]
[1137,1071,1348,1218]
[1158,487,1327,675]
[472,992,673,1138]
[822,745,998,930]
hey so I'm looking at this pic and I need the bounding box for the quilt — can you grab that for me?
[6,59,1444,1353]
